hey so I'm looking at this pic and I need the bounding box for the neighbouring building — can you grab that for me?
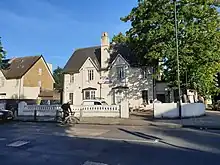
[0,55,56,100]
[63,32,157,108]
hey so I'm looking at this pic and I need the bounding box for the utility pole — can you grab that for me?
[174,0,181,118]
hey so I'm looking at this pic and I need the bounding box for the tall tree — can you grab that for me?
[116,0,220,98]
[0,37,6,63]
[53,66,64,92]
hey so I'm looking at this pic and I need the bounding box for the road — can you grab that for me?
[0,122,220,165]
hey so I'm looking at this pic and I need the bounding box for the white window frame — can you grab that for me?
[88,70,94,81]
[70,74,74,83]
[84,90,96,100]
[38,68,42,76]
[116,66,125,80]
[38,80,42,87]
[142,68,149,79]
[69,93,74,104]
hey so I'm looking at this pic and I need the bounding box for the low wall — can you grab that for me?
[154,103,205,118]
[71,105,120,118]
[181,103,205,117]
[17,101,122,119]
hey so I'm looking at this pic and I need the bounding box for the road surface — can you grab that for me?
[0,122,220,165]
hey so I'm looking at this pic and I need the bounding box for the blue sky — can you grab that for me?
[0,0,137,69]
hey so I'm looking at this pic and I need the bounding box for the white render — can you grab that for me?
[154,103,205,118]
[0,70,24,99]
[0,70,42,99]
[63,32,154,108]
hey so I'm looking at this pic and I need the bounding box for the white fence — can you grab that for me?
[154,103,205,118]
[71,105,120,117]
[17,101,128,119]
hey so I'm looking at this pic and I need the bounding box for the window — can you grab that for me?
[69,93,74,104]
[91,91,95,99]
[142,68,150,79]
[116,67,125,80]
[84,90,95,99]
[88,70,94,81]
[70,74,74,83]
[38,81,42,87]
[38,68,42,76]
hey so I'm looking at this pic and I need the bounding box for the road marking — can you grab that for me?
[83,161,108,165]
[0,138,6,141]
[7,140,29,147]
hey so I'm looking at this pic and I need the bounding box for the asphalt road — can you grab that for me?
[0,122,220,165]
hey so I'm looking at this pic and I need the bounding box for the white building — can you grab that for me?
[63,32,155,108]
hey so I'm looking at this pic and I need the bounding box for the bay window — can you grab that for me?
[84,90,95,100]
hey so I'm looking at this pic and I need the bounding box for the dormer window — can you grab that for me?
[70,74,74,83]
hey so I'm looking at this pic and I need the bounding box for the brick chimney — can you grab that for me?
[101,32,110,69]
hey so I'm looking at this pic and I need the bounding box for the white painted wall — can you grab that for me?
[0,70,42,99]
[181,103,205,117]
[154,103,205,118]
[63,55,154,108]
[23,87,40,99]
[0,71,23,99]
[63,58,100,105]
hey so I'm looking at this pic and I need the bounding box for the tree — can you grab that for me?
[0,37,6,63]
[53,66,64,92]
[115,0,220,98]
[112,32,128,44]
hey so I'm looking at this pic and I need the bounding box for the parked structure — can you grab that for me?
[0,55,55,100]
[63,32,156,108]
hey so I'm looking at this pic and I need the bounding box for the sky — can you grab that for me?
[0,0,137,69]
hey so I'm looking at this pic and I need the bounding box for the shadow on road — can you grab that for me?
[1,122,220,164]
[118,128,217,153]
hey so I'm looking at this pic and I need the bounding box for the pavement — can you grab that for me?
[153,110,220,129]
[15,110,220,129]
[0,122,220,165]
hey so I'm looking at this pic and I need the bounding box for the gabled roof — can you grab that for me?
[63,43,142,74]
[1,55,54,81]
[1,56,41,79]
[63,46,101,73]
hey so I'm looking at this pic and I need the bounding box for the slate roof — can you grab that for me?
[63,44,140,74]
[1,56,41,79]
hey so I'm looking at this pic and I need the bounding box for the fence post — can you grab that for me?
[34,110,37,121]
[55,110,59,122]
[120,100,129,118]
